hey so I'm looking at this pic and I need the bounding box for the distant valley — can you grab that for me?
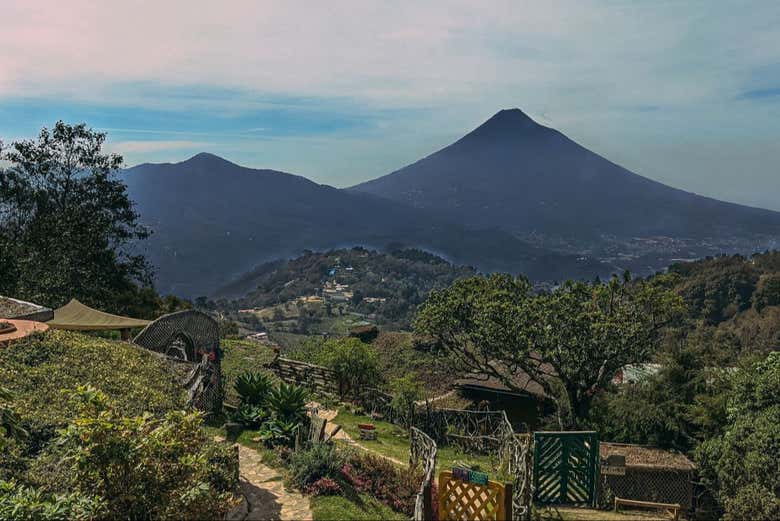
[123,109,780,297]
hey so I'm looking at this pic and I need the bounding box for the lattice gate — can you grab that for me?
[533,431,599,507]
[439,470,512,521]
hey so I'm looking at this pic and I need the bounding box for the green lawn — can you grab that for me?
[311,492,407,521]
[333,408,508,481]
[221,339,278,404]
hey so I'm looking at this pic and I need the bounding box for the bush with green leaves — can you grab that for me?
[51,385,238,520]
[287,444,346,490]
[0,387,26,451]
[696,353,780,521]
[314,337,381,395]
[0,480,105,521]
[257,418,302,448]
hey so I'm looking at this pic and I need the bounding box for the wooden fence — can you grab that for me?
[269,357,340,396]
[410,427,438,521]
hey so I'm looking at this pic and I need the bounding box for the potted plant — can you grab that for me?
[357,423,376,440]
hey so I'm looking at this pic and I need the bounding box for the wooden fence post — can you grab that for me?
[423,482,434,521]
[504,482,513,521]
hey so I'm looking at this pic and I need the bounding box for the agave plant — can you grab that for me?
[267,383,308,424]
[257,417,301,448]
[233,371,273,406]
[232,403,270,429]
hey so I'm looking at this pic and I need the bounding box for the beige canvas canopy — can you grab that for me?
[48,299,150,332]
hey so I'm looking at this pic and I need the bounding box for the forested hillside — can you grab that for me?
[222,247,475,328]
[663,251,780,358]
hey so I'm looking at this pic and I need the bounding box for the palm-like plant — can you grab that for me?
[267,383,308,423]
[234,371,273,406]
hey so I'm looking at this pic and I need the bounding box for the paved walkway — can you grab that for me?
[221,440,312,521]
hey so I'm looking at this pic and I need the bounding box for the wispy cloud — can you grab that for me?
[108,140,212,154]
[737,87,780,100]
[0,1,779,209]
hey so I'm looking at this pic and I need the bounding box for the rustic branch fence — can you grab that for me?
[410,427,438,521]
[270,355,534,519]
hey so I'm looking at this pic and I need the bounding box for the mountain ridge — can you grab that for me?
[351,108,780,239]
[123,153,606,296]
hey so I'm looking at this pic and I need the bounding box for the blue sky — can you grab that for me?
[1,1,779,210]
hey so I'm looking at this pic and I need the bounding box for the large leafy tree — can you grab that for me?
[0,122,151,311]
[696,353,780,521]
[414,273,684,426]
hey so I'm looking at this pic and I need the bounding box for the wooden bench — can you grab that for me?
[615,497,681,521]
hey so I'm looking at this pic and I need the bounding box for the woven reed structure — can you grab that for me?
[599,442,695,511]
[133,310,223,413]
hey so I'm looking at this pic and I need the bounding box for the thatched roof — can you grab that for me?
[600,442,695,471]
[48,299,150,331]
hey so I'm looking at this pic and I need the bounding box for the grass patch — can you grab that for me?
[333,408,507,479]
[311,492,407,521]
[221,338,278,403]
[0,330,187,435]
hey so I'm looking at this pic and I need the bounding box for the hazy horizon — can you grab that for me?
[2,1,780,211]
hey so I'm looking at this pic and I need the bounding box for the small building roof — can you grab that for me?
[600,442,695,471]
[0,296,54,322]
[455,363,552,400]
[48,299,150,331]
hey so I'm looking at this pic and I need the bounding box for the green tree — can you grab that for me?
[389,375,424,427]
[753,274,780,312]
[0,122,151,312]
[414,273,684,426]
[315,337,380,396]
[696,353,780,521]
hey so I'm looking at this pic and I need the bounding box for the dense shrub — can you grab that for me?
[389,375,423,427]
[49,385,238,520]
[304,477,342,497]
[341,452,421,516]
[288,444,346,490]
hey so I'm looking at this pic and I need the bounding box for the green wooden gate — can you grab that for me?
[533,431,599,506]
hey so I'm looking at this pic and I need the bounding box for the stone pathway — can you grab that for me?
[220,439,312,521]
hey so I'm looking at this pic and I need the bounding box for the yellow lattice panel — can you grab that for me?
[438,470,508,521]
